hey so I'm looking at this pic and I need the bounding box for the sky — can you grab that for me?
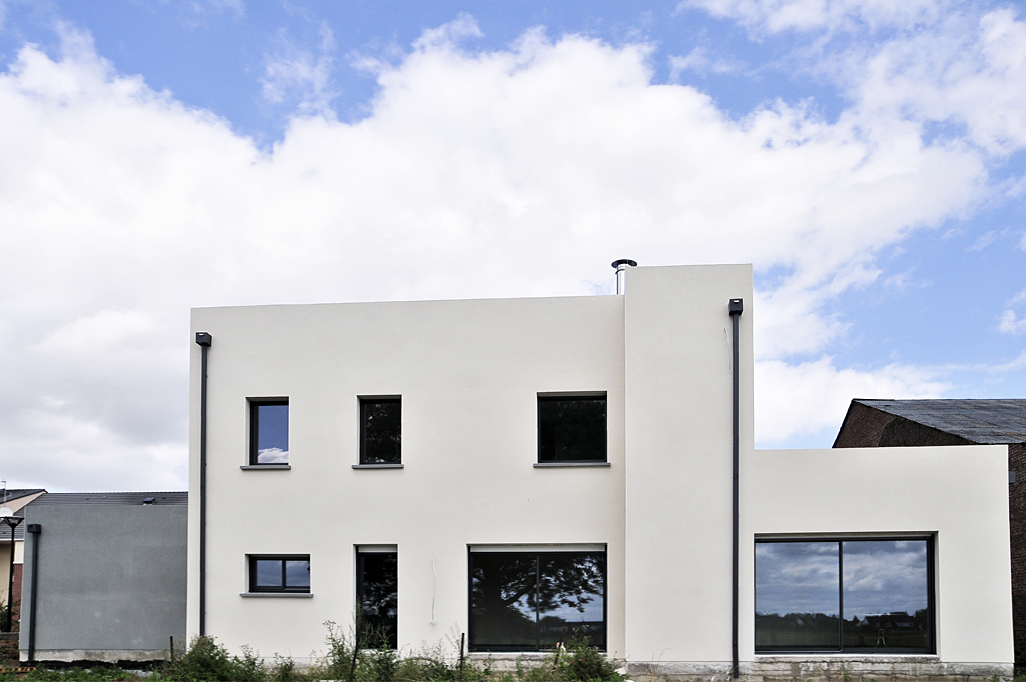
[1,0,1025,492]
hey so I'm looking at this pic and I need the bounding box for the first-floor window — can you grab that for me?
[357,550,398,649]
[249,555,310,593]
[469,550,606,652]
[755,538,934,653]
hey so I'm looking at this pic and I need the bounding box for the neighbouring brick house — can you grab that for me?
[834,399,1026,648]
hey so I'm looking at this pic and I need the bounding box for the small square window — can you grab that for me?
[250,400,289,465]
[538,395,606,463]
[357,550,398,649]
[249,555,310,593]
[360,398,401,465]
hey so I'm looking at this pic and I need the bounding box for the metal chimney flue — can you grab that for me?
[611,259,637,295]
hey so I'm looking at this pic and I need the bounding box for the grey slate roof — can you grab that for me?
[28,492,188,506]
[0,507,26,542]
[855,399,1026,444]
[0,489,45,505]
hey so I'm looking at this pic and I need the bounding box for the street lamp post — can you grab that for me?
[0,508,24,633]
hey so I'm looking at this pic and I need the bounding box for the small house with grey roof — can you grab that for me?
[17,491,187,664]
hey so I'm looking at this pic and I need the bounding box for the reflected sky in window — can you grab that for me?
[756,542,839,617]
[256,403,289,464]
[843,540,928,620]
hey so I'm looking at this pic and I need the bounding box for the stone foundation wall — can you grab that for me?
[628,658,1014,682]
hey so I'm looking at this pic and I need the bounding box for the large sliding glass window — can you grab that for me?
[755,538,934,653]
[469,550,605,651]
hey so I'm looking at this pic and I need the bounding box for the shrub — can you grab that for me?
[158,636,266,682]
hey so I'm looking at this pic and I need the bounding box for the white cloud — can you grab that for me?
[678,0,950,35]
[755,357,948,444]
[0,17,1009,488]
[669,47,744,78]
[261,20,338,114]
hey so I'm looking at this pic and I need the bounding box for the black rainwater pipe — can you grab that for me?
[26,523,40,664]
[196,332,212,637]
[728,298,743,679]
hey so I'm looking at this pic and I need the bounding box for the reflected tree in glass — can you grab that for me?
[470,552,606,651]
[358,552,398,649]
[360,399,401,464]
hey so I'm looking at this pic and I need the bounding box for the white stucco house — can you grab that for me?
[188,263,1013,680]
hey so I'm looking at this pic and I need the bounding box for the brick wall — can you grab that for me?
[1010,443,1026,645]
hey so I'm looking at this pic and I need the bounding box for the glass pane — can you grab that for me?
[843,540,930,651]
[538,553,605,650]
[256,403,289,464]
[470,553,538,650]
[755,542,840,650]
[538,398,606,462]
[254,559,282,588]
[285,560,310,589]
[359,553,398,649]
[361,400,402,464]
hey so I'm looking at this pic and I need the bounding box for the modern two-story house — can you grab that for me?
[188,263,1013,680]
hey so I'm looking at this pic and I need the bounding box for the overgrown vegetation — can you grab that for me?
[0,623,624,682]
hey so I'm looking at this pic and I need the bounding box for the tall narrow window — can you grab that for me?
[250,400,289,465]
[360,398,401,464]
[469,550,606,651]
[249,556,310,593]
[755,538,933,653]
[537,395,606,463]
[357,549,398,649]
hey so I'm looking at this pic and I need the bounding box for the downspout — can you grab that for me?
[26,523,40,664]
[195,332,212,637]
[728,299,743,679]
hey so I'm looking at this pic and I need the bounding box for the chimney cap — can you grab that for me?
[611,259,637,268]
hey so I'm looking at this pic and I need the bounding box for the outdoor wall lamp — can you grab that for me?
[0,507,24,633]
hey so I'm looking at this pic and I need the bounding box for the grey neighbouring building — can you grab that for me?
[19,492,188,664]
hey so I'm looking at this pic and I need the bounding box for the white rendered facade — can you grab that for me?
[188,264,1013,679]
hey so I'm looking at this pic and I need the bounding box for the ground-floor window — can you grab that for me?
[469,549,606,652]
[357,549,398,649]
[248,555,310,593]
[755,537,934,653]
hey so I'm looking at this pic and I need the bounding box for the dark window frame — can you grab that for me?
[467,548,608,653]
[248,398,290,466]
[537,394,607,463]
[359,397,402,465]
[356,549,398,649]
[248,555,310,593]
[754,536,936,654]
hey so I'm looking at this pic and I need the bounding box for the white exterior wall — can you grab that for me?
[742,446,1013,668]
[623,264,754,665]
[190,294,627,660]
[189,263,1012,675]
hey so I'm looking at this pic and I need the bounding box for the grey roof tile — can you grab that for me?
[856,399,1026,444]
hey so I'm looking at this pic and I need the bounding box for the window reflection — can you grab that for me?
[360,399,401,464]
[538,397,606,462]
[357,552,398,649]
[249,556,310,593]
[252,402,289,464]
[470,551,605,651]
[843,540,930,651]
[755,539,933,653]
[755,542,840,650]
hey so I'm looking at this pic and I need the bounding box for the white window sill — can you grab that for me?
[240,592,312,598]
[352,463,404,469]
[534,461,610,468]
[240,465,291,470]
